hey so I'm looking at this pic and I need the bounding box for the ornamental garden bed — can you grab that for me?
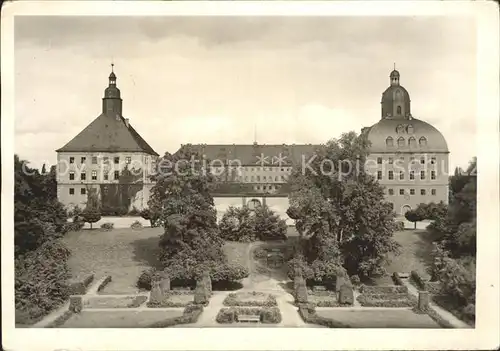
[223,291,277,307]
[147,293,195,308]
[356,286,417,308]
[216,307,282,324]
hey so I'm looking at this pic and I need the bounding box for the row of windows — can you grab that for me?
[377,170,437,180]
[69,188,87,195]
[69,170,120,181]
[69,156,134,165]
[377,156,436,165]
[387,188,437,196]
[244,175,287,182]
[216,166,292,172]
[254,184,281,191]
[386,136,427,147]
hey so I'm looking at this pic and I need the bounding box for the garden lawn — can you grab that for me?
[315,309,440,328]
[62,227,163,294]
[223,241,251,268]
[379,229,438,282]
[60,309,184,328]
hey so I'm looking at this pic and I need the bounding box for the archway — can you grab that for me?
[247,198,261,211]
[401,205,412,216]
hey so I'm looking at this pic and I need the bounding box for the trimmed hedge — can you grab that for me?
[147,304,204,328]
[410,270,426,290]
[96,275,112,292]
[130,220,143,230]
[359,285,408,294]
[216,307,282,324]
[297,303,351,328]
[356,294,417,307]
[68,273,94,295]
[45,310,74,328]
[392,272,404,286]
[100,222,114,231]
[223,292,277,307]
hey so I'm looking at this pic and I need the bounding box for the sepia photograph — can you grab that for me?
[2,1,499,350]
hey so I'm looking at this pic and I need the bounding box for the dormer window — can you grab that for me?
[397,137,405,147]
[408,137,417,147]
[419,137,427,146]
[396,125,405,134]
[407,125,414,134]
[386,137,394,147]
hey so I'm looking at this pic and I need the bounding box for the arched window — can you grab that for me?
[419,137,427,146]
[247,199,261,211]
[407,125,414,134]
[386,137,394,147]
[397,106,402,115]
[408,137,417,147]
[397,137,405,147]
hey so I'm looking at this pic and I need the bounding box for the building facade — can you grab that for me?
[362,69,450,216]
[56,68,159,212]
[173,143,319,222]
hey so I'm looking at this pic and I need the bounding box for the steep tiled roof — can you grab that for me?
[175,143,321,166]
[56,113,158,156]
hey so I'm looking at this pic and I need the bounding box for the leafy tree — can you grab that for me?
[41,163,47,174]
[82,209,101,229]
[219,206,256,242]
[287,132,400,280]
[150,146,247,284]
[140,208,160,227]
[14,155,71,323]
[405,210,424,229]
[253,205,287,241]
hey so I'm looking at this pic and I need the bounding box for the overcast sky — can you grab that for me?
[14,16,476,171]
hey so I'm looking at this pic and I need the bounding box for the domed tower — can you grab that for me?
[381,68,411,119]
[362,67,450,216]
[102,64,122,117]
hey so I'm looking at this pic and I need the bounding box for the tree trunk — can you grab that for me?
[414,222,417,230]
[90,223,93,230]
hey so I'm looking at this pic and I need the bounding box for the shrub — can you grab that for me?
[410,270,426,290]
[356,294,417,307]
[392,272,404,286]
[294,276,308,303]
[253,247,268,260]
[395,221,405,231]
[130,220,143,230]
[68,273,94,295]
[359,285,408,295]
[211,262,249,282]
[65,221,84,232]
[261,307,282,323]
[15,240,71,323]
[461,303,475,324]
[82,209,101,229]
[100,222,114,231]
[297,303,351,328]
[253,205,287,241]
[140,208,161,227]
[219,206,256,242]
[223,292,278,307]
[216,308,236,323]
[194,279,210,305]
[137,268,157,290]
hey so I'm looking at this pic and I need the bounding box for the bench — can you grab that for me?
[237,314,260,323]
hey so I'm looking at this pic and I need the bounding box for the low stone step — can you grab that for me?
[237,314,260,323]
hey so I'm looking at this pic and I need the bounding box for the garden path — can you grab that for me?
[402,279,471,328]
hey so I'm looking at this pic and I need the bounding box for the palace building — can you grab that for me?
[173,143,319,222]
[55,66,449,221]
[56,67,159,212]
[362,69,450,216]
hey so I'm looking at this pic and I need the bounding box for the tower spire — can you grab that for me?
[393,62,396,70]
